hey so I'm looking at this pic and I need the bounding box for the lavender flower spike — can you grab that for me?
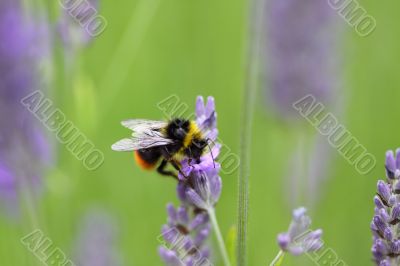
[371,149,400,265]
[73,209,122,266]
[265,0,340,119]
[0,0,52,215]
[277,207,323,256]
[159,96,231,266]
[158,204,211,266]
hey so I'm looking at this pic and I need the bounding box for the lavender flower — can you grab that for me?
[159,204,211,266]
[277,207,323,256]
[265,0,340,118]
[159,96,230,266]
[0,1,52,213]
[371,149,400,265]
[73,209,122,266]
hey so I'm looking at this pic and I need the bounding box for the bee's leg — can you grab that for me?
[157,159,178,179]
[170,159,187,179]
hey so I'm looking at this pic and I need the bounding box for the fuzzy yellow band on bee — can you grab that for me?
[183,121,202,148]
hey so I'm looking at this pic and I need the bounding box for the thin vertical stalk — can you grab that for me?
[208,208,232,266]
[269,250,284,266]
[236,0,264,265]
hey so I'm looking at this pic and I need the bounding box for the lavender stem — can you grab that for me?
[208,208,231,266]
[237,0,264,264]
[269,250,284,266]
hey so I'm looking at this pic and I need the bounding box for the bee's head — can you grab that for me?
[167,118,190,141]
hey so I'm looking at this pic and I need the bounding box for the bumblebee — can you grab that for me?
[112,118,213,178]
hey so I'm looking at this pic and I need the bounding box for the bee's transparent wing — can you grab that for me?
[111,137,173,151]
[111,138,138,151]
[121,119,167,132]
[112,119,173,151]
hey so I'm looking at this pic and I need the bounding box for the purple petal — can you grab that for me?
[209,175,222,204]
[383,228,393,241]
[193,173,211,203]
[374,215,387,235]
[159,246,182,266]
[292,207,307,221]
[196,96,205,118]
[177,207,189,225]
[177,182,187,202]
[185,189,208,210]
[373,238,387,254]
[167,204,177,222]
[189,213,208,231]
[377,181,391,203]
[205,97,215,118]
[379,208,390,222]
[194,227,210,247]
[162,225,180,244]
[374,196,385,209]
[389,240,400,254]
[277,233,290,250]
[386,150,396,172]
[391,204,400,220]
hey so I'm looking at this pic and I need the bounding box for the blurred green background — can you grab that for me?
[1,0,400,265]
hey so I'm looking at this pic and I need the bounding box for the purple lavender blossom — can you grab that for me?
[0,1,52,213]
[277,207,323,255]
[159,204,211,266]
[159,96,223,266]
[195,96,218,141]
[371,149,400,265]
[73,209,122,266]
[265,0,339,118]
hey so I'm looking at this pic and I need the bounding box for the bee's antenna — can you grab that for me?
[206,138,216,168]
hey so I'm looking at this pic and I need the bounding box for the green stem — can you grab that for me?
[237,0,264,265]
[269,250,284,266]
[208,208,232,266]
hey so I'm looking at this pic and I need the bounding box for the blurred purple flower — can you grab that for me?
[74,209,122,266]
[265,0,339,119]
[159,96,222,266]
[277,207,323,256]
[57,0,98,54]
[265,0,342,210]
[371,149,400,265]
[0,1,52,213]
